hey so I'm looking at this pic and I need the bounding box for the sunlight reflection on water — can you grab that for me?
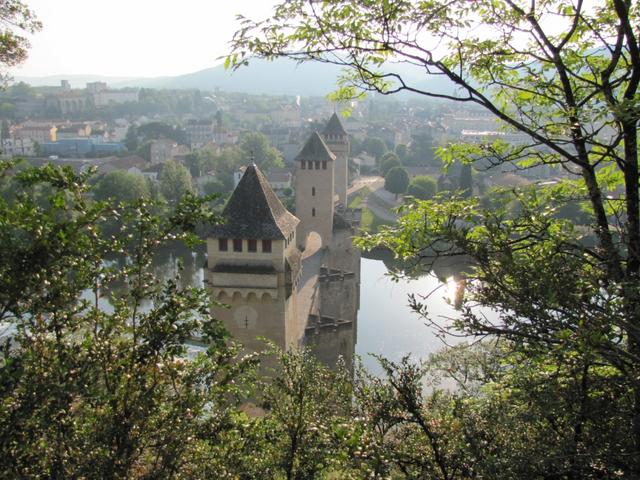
[356,257,496,376]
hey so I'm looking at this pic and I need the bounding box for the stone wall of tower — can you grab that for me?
[295,158,334,249]
[302,216,361,371]
[206,233,303,355]
[208,286,298,372]
[323,133,349,206]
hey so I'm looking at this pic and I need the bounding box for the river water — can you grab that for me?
[89,245,483,375]
[357,256,463,375]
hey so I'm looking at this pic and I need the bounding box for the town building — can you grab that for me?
[91,155,148,175]
[86,82,108,94]
[2,137,35,157]
[92,89,139,107]
[150,139,177,164]
[233,166,293,192]
[13,121,57,144]
[186,119,214,148]
[44,82,140,115]
[41,138,125,157]
[50,92,90,115]
[55,122,92,140]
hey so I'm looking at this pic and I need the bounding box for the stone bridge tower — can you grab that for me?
[205,164,303,356]
[294,131,335,250]
[322,113,350,207]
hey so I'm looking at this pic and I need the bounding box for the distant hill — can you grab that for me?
[14,58,458,98]
[410,75,464,99]
[113,59,354,96]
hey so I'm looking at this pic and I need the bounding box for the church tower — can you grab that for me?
[295,132,335,250]
[322,113,350,206]
[205,165,303,355]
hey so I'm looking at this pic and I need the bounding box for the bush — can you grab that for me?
[407,175,436,200]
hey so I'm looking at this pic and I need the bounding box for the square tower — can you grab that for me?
[206,164,303,354]
[294,132,335,250]
[322,113,350,206]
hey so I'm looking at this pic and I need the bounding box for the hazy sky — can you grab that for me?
[13,0,277,78]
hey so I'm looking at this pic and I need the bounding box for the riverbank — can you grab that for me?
[347,176,399,233]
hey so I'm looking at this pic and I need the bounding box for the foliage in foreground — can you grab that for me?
[0,162,251,478]
[228,0,640,476]
[1,161,637,479]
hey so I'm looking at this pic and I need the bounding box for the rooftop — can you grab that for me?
[322,113,348,137]
[209,164,299,240]
[295,132,336,162]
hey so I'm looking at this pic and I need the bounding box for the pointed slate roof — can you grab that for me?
[322,113,347,137]
[209,164,299,240]
[295,131,336,162]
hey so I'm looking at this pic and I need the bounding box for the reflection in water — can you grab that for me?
[149,243,206,292]
[94,243,486,376]
[356,256,459,376]
[356,250,493,377]
[442,276,467,310]
[88,243,207,314]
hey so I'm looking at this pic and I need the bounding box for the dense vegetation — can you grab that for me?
[226,0,640,477]
[1,0,640,477]
[0,153,637,479]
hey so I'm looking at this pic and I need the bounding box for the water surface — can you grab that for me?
[356,255,469,375]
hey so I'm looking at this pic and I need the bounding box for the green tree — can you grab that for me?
[380,151,400,176]
[406,132,436,167]
[350,136,363,156]
[185,152,205,178]
[384,166,409,199]
[395,143,408,162]
[230,0,640,474]
[247,348,353,480]
[0,119,9,142]
[93,170,150,203]
[0,102,15,119]
[348,341,638,479]
[159,160,193,205]
[0,2,40,83]
[407,175,437,200]
[215,146,244,174]
[7,81,32,97]
[0,161,250,478]
[135,140,151,162]
[185,149,217,178]
[361,136,387,161]
[202,178,227,196]
[239,131,284,172]
[124,125,138,152]
[137,121,186,145]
